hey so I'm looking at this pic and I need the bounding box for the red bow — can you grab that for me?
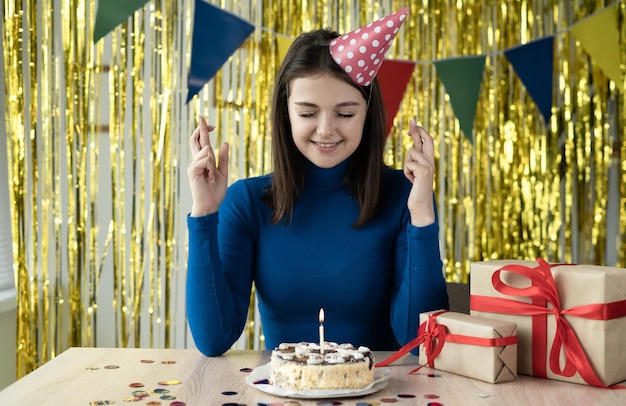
[471,258,626,388]
[376,310,517,374]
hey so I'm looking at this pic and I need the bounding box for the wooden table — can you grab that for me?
[0,347,624,405]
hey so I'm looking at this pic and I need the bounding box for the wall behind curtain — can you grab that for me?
[2,0,624,377]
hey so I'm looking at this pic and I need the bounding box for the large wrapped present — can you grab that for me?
[376,310,517,383]
[470,259,626,387]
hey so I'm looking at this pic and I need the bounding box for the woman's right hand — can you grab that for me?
[187,116,229,217]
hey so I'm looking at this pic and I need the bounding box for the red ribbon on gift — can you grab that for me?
[470,258,626,388]
[375,310,517,374]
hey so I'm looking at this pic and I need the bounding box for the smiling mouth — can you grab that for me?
[312,141,342,148]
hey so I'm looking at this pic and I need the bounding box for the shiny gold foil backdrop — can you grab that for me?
[2,0,624,374]
[3,0,195,376]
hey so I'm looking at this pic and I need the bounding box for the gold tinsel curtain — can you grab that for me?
[2,0,624,378]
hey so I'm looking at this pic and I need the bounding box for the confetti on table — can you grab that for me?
[239,367,253,372]
[424,394,440,399]
[128,382,144,388]
[222,391,238,395]
[158,380,182,385]
[161,360,176,364]
[141,359,156,363]
[104,365,120,369]
[397,394,416,398]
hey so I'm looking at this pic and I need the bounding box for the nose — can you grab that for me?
[316,114,335,137]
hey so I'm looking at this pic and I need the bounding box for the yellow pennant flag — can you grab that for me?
[570,5,623,87]
[276,35,294,65]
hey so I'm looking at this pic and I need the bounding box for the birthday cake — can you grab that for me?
[269,342,375,391]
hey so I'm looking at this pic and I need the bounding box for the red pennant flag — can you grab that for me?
[377,60,415,136]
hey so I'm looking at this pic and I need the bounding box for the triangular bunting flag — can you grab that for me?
[433,55,486,142]
[504,36,554,126]
[377,60,415,136]
[570,5,622,87]
[276,35,294,66]
[186,0,255,102]
[93,0,150,43]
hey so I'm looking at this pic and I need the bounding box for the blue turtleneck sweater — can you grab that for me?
[186,160,449,356]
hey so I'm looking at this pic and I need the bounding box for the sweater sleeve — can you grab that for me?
[390,215,450,349]
[185,181,256,356]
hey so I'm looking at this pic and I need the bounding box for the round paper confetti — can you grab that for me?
[146,402,162,405]
[85,367,99,371]
[140,359,155,363]
[379,399,398,403]
[424,394,440,399]
[159,394,176,400]
[472,392,490,398]
[170,402,186,406]
[239,367,253,372]
[221,391,238,396]
[161,360,176,364]
[152,388,169,394]
[128,382,144,388]
[427,373,442,378]
[397,394,416,398]
[158,380,182,385]
[104,365,120,369]
[122,396,143,402]
[427,403,444,406]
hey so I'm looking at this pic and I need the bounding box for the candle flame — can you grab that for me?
[319,308,324,323]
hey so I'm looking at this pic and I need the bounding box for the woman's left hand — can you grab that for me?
[403,118,436,227]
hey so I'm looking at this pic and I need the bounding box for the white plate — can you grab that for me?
[244,363,390,399]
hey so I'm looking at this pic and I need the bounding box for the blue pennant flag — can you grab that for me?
[187,1,255,102]
[504,36,554,126]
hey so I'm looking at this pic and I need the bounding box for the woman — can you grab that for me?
[186,25,449,357]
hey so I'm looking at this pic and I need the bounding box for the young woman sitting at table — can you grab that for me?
[185,9,449,357]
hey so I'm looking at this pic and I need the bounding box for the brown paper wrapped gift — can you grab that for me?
[376,310,517,384]
[470,259,626,387]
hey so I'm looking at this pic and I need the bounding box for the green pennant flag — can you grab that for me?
[93,0,151,43]
[433,55,486,142]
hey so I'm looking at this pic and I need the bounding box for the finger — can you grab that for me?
[217,142,229,178]
[198,115,215,149]
[407,118,423,152]
[417,126,435,165]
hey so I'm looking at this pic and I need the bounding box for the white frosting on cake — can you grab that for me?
[269,341,375,390]
[274,341,371,365]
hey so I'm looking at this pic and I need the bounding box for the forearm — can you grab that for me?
[391,222,449,347]
[186,214,248,356]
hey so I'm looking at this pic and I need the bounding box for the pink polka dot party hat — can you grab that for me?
[329,7,409,86]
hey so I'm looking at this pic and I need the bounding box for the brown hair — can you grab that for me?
[265,29,387,228]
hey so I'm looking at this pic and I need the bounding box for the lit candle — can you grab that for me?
[318,308,325,355]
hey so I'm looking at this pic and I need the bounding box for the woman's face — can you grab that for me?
[287,73,367,169]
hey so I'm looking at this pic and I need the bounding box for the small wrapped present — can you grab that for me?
[470,259,626,387]
[376,310,517,383]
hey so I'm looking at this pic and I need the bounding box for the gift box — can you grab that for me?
[470,259,626,387]
[376,310,517,384]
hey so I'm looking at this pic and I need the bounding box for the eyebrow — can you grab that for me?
[292,101,362,108]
